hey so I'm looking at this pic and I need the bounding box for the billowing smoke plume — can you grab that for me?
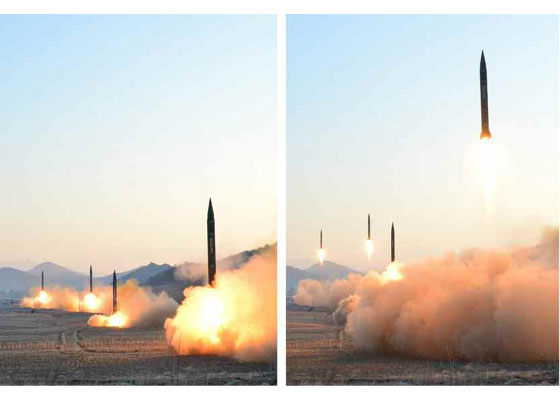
[22,281,177,328]
[88,280,178,328]
[174,245,274,282]
[295,228,559,362]
[165,246,277,362]
[293,274,361,309]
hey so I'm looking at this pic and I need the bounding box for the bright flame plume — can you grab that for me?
[88,311,128,328]
[22,281,177,329]
[365,239,374,260]
[318,248,326,265]
[165,247,277,362]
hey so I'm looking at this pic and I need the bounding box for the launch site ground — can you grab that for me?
[0,307,276,385]
[287,309,558,386]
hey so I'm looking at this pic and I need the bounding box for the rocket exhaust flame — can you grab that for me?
[165,247,277,362]
[87,280,177,329]
[365,214,374,260]
[318,230,325,265]
[22,281,177,328]
[294,228,559,362]
[365,240,374,260]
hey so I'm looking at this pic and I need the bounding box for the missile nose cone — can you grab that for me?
[207,198,214,219]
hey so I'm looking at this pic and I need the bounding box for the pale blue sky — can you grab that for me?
[288,15,558,271]
[0,15,276,274]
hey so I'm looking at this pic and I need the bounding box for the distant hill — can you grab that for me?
[146,244,276,302]
[286,266,314,296]
[0,267,37,296]
[286,260,361,294]
[28,262,89,289]
[98,262,173,286]
[0,243,275,301]
[306,261,360,281]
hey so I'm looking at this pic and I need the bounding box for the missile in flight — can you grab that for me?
[89,265,93,293]
[207,198,216,287]
[391,223,395,263]
[480,51,491,140]
[41,270,44,291]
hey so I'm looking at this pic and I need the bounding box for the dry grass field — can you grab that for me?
[287,309,558,386]
[0,307,276,385]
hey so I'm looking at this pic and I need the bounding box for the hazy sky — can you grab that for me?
[0,15,276,274]
[288,15,558,271]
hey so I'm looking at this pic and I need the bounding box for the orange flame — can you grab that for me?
[88,311,128,328]
[165,248,276,362]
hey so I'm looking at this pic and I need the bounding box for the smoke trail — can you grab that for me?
[165,246,277,362]
[22,287,81,311]
[22,281,178,328]
[295,228,559,362]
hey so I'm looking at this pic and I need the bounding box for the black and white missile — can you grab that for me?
[391,223,395,263]
[480,51,491,140]
[207,198,216,287]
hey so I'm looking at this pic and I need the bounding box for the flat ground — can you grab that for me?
[0,307,276,385]
[287,309,558,386]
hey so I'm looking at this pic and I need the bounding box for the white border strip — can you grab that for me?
[276,13,287,387]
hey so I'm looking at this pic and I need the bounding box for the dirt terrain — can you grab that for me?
[0,307,276,385]
[287,309,558,386]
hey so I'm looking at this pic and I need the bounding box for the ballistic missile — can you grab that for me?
[112,270,117,313]
[391,223,395,263]
[41,270,44,291]
[367,214,371,240]
[89,265,93,293]
[480,51,491,140]
[320,229,323,249]
[207,198,216,287]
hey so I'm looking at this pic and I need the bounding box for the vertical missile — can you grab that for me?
[89,265,93,293]
[391,223,395,263]
[480,51,491,139]
[41,270,44,291]
[207,198,216,287]
[112,270,117,313]
[367,214,371,240]
[320,229,323,249]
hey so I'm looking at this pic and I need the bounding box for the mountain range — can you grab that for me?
[286,260,361,295]
[0,244,274,302]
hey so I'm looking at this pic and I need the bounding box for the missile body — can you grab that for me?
[41,270,44,291]
[391,223,395,263]
[207,198,216,287]
[480,51,491,139]
[89,265,93,293]
[112,270,117,313]
[367,214,371,240]
[320,230,323,249]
